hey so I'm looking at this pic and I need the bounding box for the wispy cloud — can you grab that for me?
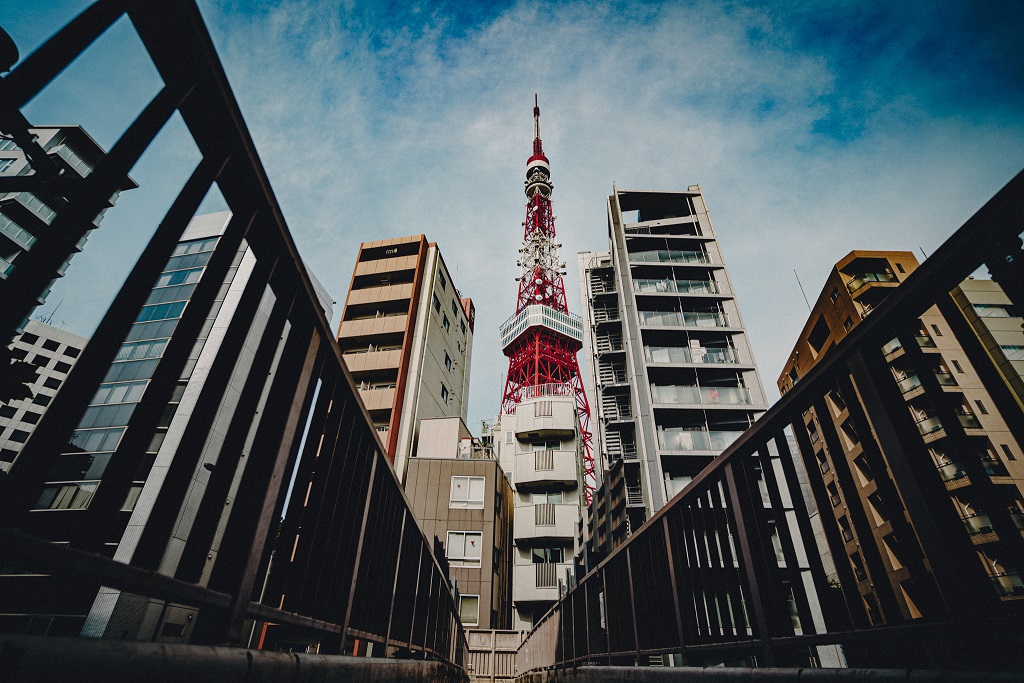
[11,0,1024,427]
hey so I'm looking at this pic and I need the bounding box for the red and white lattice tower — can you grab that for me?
[499,96,595,504]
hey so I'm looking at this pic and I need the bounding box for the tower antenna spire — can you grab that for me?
[499,96,596,504]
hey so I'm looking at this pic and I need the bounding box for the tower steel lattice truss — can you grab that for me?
[499,96,595,503]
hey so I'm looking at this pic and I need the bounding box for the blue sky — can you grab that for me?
[3,0,1023,431]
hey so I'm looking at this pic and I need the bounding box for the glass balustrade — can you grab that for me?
[962,514,995,535]
[651,385,751,406]
[882,337,903,356]
[846,271,897,293]
[958,412,982,429]
[981,456,1009,477]
[992,572,1024,597]
[934,372,957,386]
[936,461,968,482]
[638,310,729,328]
[897,374,922,394]
[628,249,711,265]
[914,415,943,436]
[644,345,738,364]
[658,428,744,451]
[915,333,937,348]
[1010,512,1024,531]
[634,278,718,294]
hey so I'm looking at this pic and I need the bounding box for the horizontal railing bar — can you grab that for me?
[0,528,231,611]
[245,602,341,635]
[517,666,1024,683]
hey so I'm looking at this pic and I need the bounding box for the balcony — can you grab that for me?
[644,345,739,365]
[896,374,922,395]
[638,310,729,329]
[915,332,937,349]
[882,337,904,358]
[991,572,1024,599]
[651,384,751,407]
[514,450,578,488]
[625,485,644,507]
[338,313,408,340]
[913,414,943,437]
[936,461,968,483]
[628,249,711,265]
[846,271,897,294]
[981,455,1009,477]
[513,562,574,603]
[962,513,995,537]
[658,428,744,452]
[934,372,957,387]
[514,396,577,439]
[634,278,719,295]
[513,503,578,542]
[957,412,982,430]
[341,348,401,374]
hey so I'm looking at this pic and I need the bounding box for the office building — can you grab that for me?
[779,251,1024,629]
[578,186,770,554]
[404,417,513,631]
[336,235,473,480]
[0,125,136,313]
[0,211,334,639]
[0,321,88,473]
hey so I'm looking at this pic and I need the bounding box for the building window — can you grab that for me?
[444,352,452,371]
[0,405,15,418]
[432,293,441,313]
[442,315,450,332]
[461,320,466,335]
[451,300,460,317]
[843,317,853,332]
[975,400,988,415]
[446,531,482,567]
[53,361,72,374]
[0,139,20,151]
[9,429,30,443]
[34,482,98,510]
[895,263,905,274]
[42,377,61,390]
[440,384,449,403]
[439,271,447,290]
[930,324,942,337]
[458,594,479,625]
[533,490,562,504]
[33,394,51,407]
[830,288,840,304]
[41,339,60,352]
[63,347,81,358]
[532,547,564,564]
[1001,345,1024,362]
[0,158,14,173]
[952,359,964,373]
[22,411,40,425]
[1002,444,1016,461]
[450,476,485,509]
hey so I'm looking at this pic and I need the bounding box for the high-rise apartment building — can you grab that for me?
[0,321,88,473]
[0,126,135,314]
[578,186,769,552]
[952,277,1024,409]
[779,250,1024,630]
[336,235,473,481]
[403,417,513,631]
[0,212,334,639]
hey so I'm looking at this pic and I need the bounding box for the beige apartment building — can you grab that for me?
[779,250,1024,630]
[336,235,474,480]
[404,417,514,630]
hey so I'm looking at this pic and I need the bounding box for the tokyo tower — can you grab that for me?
[499,96,595,503]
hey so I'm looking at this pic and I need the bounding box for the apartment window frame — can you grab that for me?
[432,293,441,313]
[458,594,479,625]
[440,384,449,403]
[438,271,447,290]
[442,314,450,332]
[450,475,485,509]
[446,530,483,568]
[830,288,840,304]
[444,352,452,372]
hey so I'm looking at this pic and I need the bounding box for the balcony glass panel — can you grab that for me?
[914,415,943,436]
[659,428,743,451]
[915,333,936,348]
[651,384,751,406]
[936,461,968,482]
[847,271,896,293]
[897,374,922,394]
[934,372,957,387]
[644,345,738,365]
[962,513,994,535]
[634,278,718,295]
[981,456,1009,477]
[992,573,1024,597]
[958,412,982,429]
[629,249,710,265]
[638,310,729,328]
[881,337,903,356]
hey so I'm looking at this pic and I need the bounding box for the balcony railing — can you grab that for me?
[882,337,904,356]
[651,384,752,406]
[981,455,1009,477]
[962,513,995,535]
[991,572,1024,597]
[958,412,983,429]
[936,461,968,482]
[634,278,718,295]
[638,309,729,328]
[934,372,957,386]
[657,428,744,451]
[847,271,897,293]
[914,414,943,436]
[897,373,922,394]
[628,249,711,265]
[625,485,644,506]
[915,333,937,348]
[644,345,739,365]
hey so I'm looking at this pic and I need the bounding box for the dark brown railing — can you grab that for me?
[0,0,464,667]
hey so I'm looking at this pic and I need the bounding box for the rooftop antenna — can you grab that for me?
[793,270,811,312]
[919,245,929,260]
[43,298,63,325]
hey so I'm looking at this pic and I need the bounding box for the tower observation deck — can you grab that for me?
[499,96,595,503]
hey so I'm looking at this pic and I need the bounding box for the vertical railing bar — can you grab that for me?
[340,456,378,653]
[662,516,687,663]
